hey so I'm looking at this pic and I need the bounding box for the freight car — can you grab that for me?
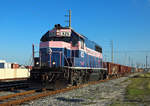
[103,62,141,78]
[29,24,107,89]
[0,68,30,82]
[0,60,30,82]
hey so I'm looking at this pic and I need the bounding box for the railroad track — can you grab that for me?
[0,76,122,106]
[0,80,29,91]
[0,89,46,106]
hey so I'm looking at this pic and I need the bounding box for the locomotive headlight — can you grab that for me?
[52,61,56,65]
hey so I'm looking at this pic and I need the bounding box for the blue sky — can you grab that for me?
[0,0,150,66]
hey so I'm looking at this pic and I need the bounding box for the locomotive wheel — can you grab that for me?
[70,72,78,86]
[54,79,68,90]
[82,74,86,83]
[70,71,83,86]
[85,72,90,82]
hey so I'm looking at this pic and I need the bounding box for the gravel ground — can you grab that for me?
[0,89,32,97]
[20,74,141,106]
[0,91,16,96]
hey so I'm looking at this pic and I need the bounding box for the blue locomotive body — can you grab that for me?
[30,24,106,89]
[39,24,103,69]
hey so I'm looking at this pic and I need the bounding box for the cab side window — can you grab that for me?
[80,38,84,49]
[72,35,79,47]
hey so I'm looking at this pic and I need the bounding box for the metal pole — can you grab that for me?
[111,40,113,63]
[32,44,35,66]
[146,56,148,69]
[69,10,71,28]
[129,56,130,66]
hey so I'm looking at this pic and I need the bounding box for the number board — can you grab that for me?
[48,29,71,37]
[60,31,71,37]
[48,31,56,37]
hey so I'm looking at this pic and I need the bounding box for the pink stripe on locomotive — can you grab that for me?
[40,41,102,58]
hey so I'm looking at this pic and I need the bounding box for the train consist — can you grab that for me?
[103,62,143,78]
[30,24,143,89]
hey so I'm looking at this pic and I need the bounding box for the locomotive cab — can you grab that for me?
[39,24,81,68]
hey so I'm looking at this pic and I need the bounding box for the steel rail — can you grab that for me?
[0,86,89,106]
[0,77,116,106]
[0,75,125,106]
[0,90,36,101]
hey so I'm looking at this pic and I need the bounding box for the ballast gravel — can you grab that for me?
[21,74,139,106]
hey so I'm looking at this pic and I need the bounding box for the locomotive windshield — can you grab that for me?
[41,36,71,43]
[95,45,102,53]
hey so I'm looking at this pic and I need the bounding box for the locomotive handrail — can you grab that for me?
[49,51,71,67]
[63,53,70,67]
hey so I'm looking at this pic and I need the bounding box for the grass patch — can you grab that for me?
[121,79,129,83]
[126,73,150,101]
[138,73,150,78]
[111,72,150,106]
[111,102,138,106]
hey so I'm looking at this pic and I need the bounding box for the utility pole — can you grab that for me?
[111,40,113,63]
[129,56,130,66]
[131,59,134,67]
[65,9,71,28]
[69,10,71,28]
[32,44,35,66]
[146,56,148,69]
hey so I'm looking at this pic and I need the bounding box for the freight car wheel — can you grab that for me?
[103,71,107,79]
[77,76,83,85]
[99,72,104,80]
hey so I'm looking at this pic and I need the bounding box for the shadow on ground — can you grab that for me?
[56,97,84,102]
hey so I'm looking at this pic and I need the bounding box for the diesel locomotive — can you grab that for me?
[30,24,107,89]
